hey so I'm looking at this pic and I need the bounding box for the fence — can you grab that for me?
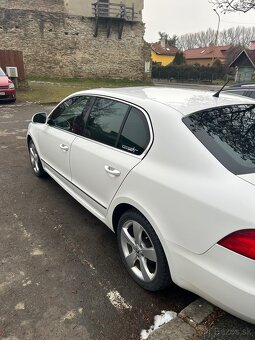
[0,50,25,81]
[152,64,225,83]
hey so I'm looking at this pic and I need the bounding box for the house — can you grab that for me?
[184,44,231,66]
[229,41,255,83]
[151,40,178,66]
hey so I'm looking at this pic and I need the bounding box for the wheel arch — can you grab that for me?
[27,134,32,148]
[112,203,135,234]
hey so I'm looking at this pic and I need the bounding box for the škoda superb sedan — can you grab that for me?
[27,87,255,324]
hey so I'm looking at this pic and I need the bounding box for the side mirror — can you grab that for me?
[32,112,47,124]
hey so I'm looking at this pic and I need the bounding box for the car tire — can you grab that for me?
[117,209,171,291]
[28,140,47,178]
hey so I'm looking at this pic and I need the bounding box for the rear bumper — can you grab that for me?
[0,88,16,101]
[167,242,255,324]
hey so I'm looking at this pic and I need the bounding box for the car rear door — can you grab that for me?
[38,96,91,181]
[70,97,152,215]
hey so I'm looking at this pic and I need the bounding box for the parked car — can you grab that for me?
[27,87,255,324]
[0,67,16,102]
[224,82,255,100]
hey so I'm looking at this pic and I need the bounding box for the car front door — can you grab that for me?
[38,96,91,181]
[70,97,151,215]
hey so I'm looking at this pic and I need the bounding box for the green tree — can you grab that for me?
[172,51,186,65]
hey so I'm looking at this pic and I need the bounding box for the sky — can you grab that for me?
[143,0,255,42]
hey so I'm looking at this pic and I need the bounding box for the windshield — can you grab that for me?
[0,68,6,76]
[183,104,255,175]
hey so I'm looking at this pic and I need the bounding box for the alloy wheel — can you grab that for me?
[120,220,158,282]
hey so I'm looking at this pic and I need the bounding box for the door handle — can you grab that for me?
[59,144,69,152]
[104,166,121,177]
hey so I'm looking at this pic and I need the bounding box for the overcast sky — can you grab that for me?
[143,0,255,42]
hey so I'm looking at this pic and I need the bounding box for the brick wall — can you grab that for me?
[0,7,146,80]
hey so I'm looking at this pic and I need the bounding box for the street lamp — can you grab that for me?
[213,8,221,46]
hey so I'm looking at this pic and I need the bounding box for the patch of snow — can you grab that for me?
[140,310,177,340]
[30,248,44,256]
[15,302,25,310]
[61,310,76,322]
[22,279,32,287]
[106,290,132,311]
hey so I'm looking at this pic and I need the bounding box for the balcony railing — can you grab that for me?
[92,1,135,21]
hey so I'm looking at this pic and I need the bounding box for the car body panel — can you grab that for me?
[38,125,76,181]
[0,68,16,101]
[70,135,142,214]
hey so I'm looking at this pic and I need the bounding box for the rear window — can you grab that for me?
[183,104,255,175]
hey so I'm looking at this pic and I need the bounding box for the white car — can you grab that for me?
[27,87,255,324]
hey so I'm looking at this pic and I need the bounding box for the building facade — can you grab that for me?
[151,40,178,66]
[0,0,147,80]
[184,44,231,66]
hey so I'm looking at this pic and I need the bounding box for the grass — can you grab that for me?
[17,77,153,104]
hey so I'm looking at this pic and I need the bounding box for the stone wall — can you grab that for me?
[0,0,64,13]
[0,7,146,80]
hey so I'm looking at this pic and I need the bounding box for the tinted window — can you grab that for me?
[117,107,150,155]
[183,104,255,175]
[249,91,255,99]
[84,98,129,147]
[49,96,90,134]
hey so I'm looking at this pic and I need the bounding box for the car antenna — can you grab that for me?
[213,79,230,98]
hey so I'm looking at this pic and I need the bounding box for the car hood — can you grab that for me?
[0,75,12,86]
[238,173,255,187]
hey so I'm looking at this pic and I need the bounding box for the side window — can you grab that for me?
[248,91,255,99]
[48,96,90,134]
[84,97,129,147]
[117,107,150,155]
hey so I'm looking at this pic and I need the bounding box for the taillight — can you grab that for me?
[218,229,255,260]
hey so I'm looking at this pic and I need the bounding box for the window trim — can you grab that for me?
[46,95,95,133]
[46,93,154,159]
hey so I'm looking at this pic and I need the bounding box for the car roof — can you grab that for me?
[74,87,255,116]
[228,82,255,88]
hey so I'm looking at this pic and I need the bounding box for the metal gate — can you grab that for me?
[0,50,25,80]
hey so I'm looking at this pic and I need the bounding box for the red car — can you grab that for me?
[0,67,16,102]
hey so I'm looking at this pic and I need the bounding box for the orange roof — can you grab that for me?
[184,45,231,60]
[151,42,178,56]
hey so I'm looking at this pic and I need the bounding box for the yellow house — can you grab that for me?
[151,41,178,66]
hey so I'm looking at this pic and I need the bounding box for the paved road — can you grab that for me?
[0,102,195,340]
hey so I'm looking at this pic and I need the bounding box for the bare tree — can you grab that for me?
[177,26,255,50]
[158,32,178,47]
[210,0,255,13]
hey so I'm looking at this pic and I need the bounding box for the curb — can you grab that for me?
[148,298,220,340]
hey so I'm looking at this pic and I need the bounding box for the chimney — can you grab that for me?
[208,42,215,52]
[249,41,255,50]
[160,38,166,49]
